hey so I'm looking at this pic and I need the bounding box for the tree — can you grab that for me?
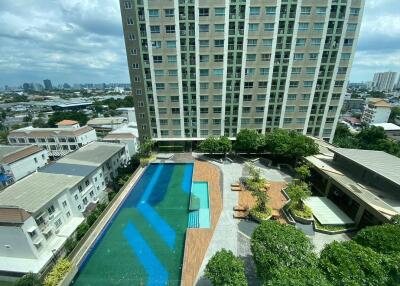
[251,221,316,281]
[15,273,43,286]
[204,249,248,286]
[218,136,232,155]
[265,267,331,286]
[47,111,89,127]
[390,214,400,225]
[319,241,396,286]
[32,118,47,128]
[234,129,264,153]
[76,223,89,240]
[139,139,154,157]
[286,181,312,210]
[198,136,220,154]
[294,164,311,181]
[354,224,400,255]
[389,106,400,123]
[64,237,78,255]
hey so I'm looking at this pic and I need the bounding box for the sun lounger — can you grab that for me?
[233,205,248,211]
[231,183,240,187]
[231,186,242,191]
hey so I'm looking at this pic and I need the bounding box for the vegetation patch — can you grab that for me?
[43,259,72,286]
[314,220,353,233]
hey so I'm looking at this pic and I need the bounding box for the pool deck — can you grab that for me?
[180,160,222,286]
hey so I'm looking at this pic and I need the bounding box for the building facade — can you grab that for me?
[0,145,49,189]
[120,0,364,143]
[361,98,392,125]
[0,142,130,276]
[7,125,97,158]
[372,71,398,92]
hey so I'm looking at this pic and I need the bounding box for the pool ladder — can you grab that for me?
[188,211,200,228]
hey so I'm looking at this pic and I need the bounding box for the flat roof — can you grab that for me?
[372,123,400,131]
[39,162,97,177]
[0,145,44,164]
[8,125,94,137]
[87,117,127,125]
[305,197,355,225]
[332,148,400,186]
[0,172,82,213]
[58,142,125,167]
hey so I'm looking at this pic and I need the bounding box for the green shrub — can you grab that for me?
[251,221,316,282]
[108,191,117,202]
[205,249,247,286]
[44,259,72,286]
[354,224,400,255]
[249,208,271,221]
[75,223,89,241]
[390,214,400,225]
[291,204,313,219]
[15,273,42,286]
[319,241,394,286]
[64,237,78,255]
[265,267,331,286]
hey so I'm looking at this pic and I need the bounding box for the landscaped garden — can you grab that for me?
[205,219,400,285]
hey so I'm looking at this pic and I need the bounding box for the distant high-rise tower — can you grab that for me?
[120,0,364,144]
[43,79,53,90]
[372,72,397,92]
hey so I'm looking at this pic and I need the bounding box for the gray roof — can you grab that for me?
[332,148,400,186]
[87,117,127,125]
[0,172,82,213]
[0,145,27,161]
[57,142,125,167]
[39,163,97,177]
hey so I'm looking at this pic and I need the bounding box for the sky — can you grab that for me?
[0,0,399,86]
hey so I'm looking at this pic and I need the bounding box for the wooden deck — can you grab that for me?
[237,181,288,223]
[180,160,222,286]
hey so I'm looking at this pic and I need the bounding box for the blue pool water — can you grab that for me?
[188,182,210,228]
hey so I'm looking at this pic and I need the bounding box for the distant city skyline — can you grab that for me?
[0,0,399,86]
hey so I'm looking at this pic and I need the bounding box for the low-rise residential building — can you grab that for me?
[306,145,400,227]
[102,123,139,156]
[7,123,97,158]
[0,142,129,276]
[0,145,48,189]
[372,123,400,142]
[115,107,137,125]
[55,120,80,129]
[87,117,128,134]
[361,98,392,125]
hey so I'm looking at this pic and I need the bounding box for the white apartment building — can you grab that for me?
[361,98,392,125]
[0,142,129,276]
[102,124,139,156]
[372,72,398,92]
[120,0,364,143]
[0,145,49,189]
[7,123,97,158]
[116,107,138,125]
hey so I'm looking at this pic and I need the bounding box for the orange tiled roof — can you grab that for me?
[56,120,78,126]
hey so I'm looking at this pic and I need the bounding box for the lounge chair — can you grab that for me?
[231,186,242,191]
[231,182,240,187]
[233,205,248,211]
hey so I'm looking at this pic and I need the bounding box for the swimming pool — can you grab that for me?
[188,182,210,229]
[71,163,193,286]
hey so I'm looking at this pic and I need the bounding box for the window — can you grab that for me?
[258,81,268,88]
[169,83,178,89]
[306,67,316,75]
[213,95,222,102]
[83,197,88,205]
[257,94,266,100]
[171,96,179,102]
[214,39,224,47]
[215,7,225,16]
[347,23,357,32]
[214,55,223,62]
[262,39,272,46]
[247,54,256,61]
[338,67,347,74]
[298,23,309,31]
[34,157,38,163]
[158,108,167,114]
[124,1,132,9]
[153,56,162,63]
[256,107,264,113]
[165,9,174,17]
[130,48,137,55]
[200,83,209,90]
[248,39,257,47]
[260,68,269,76]
[152,41,161,48]
[213,107,221,114]
[344,39,354,46]
[126,17,134,25]
[200,130,209,136]
[199,24,209,32]
[244,82,253,89]
[200,108,209,114]
[296,38,306,46]
[128,33,135,41]
[301,7,311,15]
[148,9,159,17]
[289,81,299,88]
[250,7,260,16]
[264,23,274,31]
[168,69,177,76]
[294,53,304,60]
[200,55,209,62]
[62,201,67,208]
[292,67,301,74]
[156,83,165,90]
[341,53,351,60]
[55,219,62,228]
[350,8,360,16]
[166,41,176,48]
[200,69,209,76]
[311,38,321,46]
[167,55,177,63]
[265,7,276,15]
[313,23,324,31]
[261,54,271,61]
[150,25,160,33]
[199,8,209,16]
[309,53,318,60]
[48,205,55,215]
[243,94,252,101]
[245,68,255,76]
[286,106,295,112]
[214,24,224,32]
[66,211,71,218]
[304,81,313,88]
[200,40,209,47]
[316,7,326,15]
[242,107,251,113]
[160,119,168,125]
[214,82,223,89]
[200,95,209,102]
[74,194,78,200]
[154,70,164,76]
[132,63,139,69]
[165,25,175,33]
[213,69,223,76]
[248,23,259,32]
[288,94,297,100]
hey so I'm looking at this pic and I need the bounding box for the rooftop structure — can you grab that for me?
[372,123,400,142]
[361,98,392,125]
[56,120,80,129]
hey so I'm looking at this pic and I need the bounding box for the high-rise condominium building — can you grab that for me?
[120,0,364,144]
[372,72,398,92]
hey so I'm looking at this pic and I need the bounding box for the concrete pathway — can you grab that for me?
[195,161,243,285]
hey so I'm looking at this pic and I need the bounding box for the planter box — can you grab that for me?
[290,211,314,225]
[313,224,357,235]
[250,213,272,223]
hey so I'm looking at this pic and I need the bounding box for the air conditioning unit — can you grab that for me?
[48,215,54,220]
[55,229,60,234]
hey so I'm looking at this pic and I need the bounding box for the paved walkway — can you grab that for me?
[195,160,242,285]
